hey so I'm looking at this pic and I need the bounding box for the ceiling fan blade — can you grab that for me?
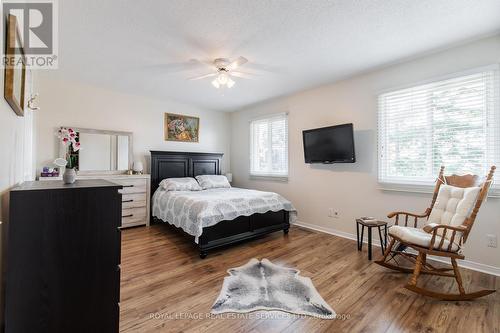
[188,73,216,80]
[230,71,254,79]
[189,58,217,70]
[228,56,248,70]
[244,62,282,73]
[140,59,215,73]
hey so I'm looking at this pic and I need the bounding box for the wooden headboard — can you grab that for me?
[150,151,223,195]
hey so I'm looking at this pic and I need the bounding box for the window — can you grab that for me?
[250,113,288,178]
[378,66,500,192]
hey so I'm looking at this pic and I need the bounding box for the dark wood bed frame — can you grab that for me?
[150,151,290,258]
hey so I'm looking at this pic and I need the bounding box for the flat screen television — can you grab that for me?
[303,123,355,164]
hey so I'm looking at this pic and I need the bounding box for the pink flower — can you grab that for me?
[72,142,81,152]
[57,127,81,156]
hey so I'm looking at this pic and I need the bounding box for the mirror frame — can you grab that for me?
[60,127,133,175]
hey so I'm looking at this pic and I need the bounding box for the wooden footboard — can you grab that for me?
[198,210,290,258]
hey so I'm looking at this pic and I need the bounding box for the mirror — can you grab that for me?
[60,127,133,173]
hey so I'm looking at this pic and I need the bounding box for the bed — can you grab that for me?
[150,151,296,258]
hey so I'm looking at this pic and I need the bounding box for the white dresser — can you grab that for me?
[40,174,151,228]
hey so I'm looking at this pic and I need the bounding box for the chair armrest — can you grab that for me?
[387,208,431,227]
[422,223,467,233]
[387,210,430,219]
[425,224,467,251]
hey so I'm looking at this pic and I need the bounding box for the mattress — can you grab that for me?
[152,187,297,243]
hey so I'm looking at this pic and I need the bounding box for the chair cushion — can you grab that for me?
[389,225,460,252]
[427,184,480,227]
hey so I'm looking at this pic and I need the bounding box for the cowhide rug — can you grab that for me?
[211,258,335,319]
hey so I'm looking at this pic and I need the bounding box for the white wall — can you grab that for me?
[0,94,30,217]
[36,73,231,174]
[0,69,35,211]
[230,35,500,270]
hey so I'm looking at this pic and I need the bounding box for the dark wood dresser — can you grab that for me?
[5,180,122,333]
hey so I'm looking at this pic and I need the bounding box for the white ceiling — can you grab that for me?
[56,0,500,112]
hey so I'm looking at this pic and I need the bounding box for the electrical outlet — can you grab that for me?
[328,208,340,218]
[487,234,497,248]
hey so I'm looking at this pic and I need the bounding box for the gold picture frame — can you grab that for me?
[4,14,26,117]
[164,113,200,142]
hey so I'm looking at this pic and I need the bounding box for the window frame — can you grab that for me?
[249,112,289,180]
[377,65,500,196]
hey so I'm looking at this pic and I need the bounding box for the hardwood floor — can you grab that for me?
[120,225,499,333]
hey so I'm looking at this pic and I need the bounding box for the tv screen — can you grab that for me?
[303,123,355,163]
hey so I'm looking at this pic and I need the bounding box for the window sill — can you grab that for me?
[378,182,500,198]
[249,174,289,182]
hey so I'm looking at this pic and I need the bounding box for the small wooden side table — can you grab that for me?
[356,219,388,260]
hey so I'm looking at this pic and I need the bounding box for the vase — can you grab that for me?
[63,168,77,184]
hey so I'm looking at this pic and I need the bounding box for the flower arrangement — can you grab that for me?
[57,127,81,169]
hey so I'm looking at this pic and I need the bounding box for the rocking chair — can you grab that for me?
[375,166,496,300]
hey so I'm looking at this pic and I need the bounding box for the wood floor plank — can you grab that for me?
[120,225,499,333]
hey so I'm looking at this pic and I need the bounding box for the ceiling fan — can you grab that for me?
[188,56,252,89]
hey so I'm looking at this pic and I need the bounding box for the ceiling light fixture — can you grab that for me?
[211,71,235,89]
[189,57,250,89]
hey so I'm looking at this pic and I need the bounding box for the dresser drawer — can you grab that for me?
[122,207,147,227]
[121,193,147,209]
[115,179,147,194]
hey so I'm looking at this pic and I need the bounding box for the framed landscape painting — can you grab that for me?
[164,113,200,142]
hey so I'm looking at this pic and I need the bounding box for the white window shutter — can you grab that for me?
[250,113,288,177]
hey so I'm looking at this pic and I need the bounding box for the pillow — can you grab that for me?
[426,184,480,240]
[159,177,202,191]
[195,175,231,190]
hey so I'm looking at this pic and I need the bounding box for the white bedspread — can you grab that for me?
[152,187,297,243]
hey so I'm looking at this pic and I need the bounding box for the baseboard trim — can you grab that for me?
[293,220,385,246]
[293,221,500,277]
[428,257,500,277]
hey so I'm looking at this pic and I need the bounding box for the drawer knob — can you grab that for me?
[122,214,133,218]
[122,199,134,203]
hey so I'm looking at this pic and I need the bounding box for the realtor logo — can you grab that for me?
[2,0,58,69]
